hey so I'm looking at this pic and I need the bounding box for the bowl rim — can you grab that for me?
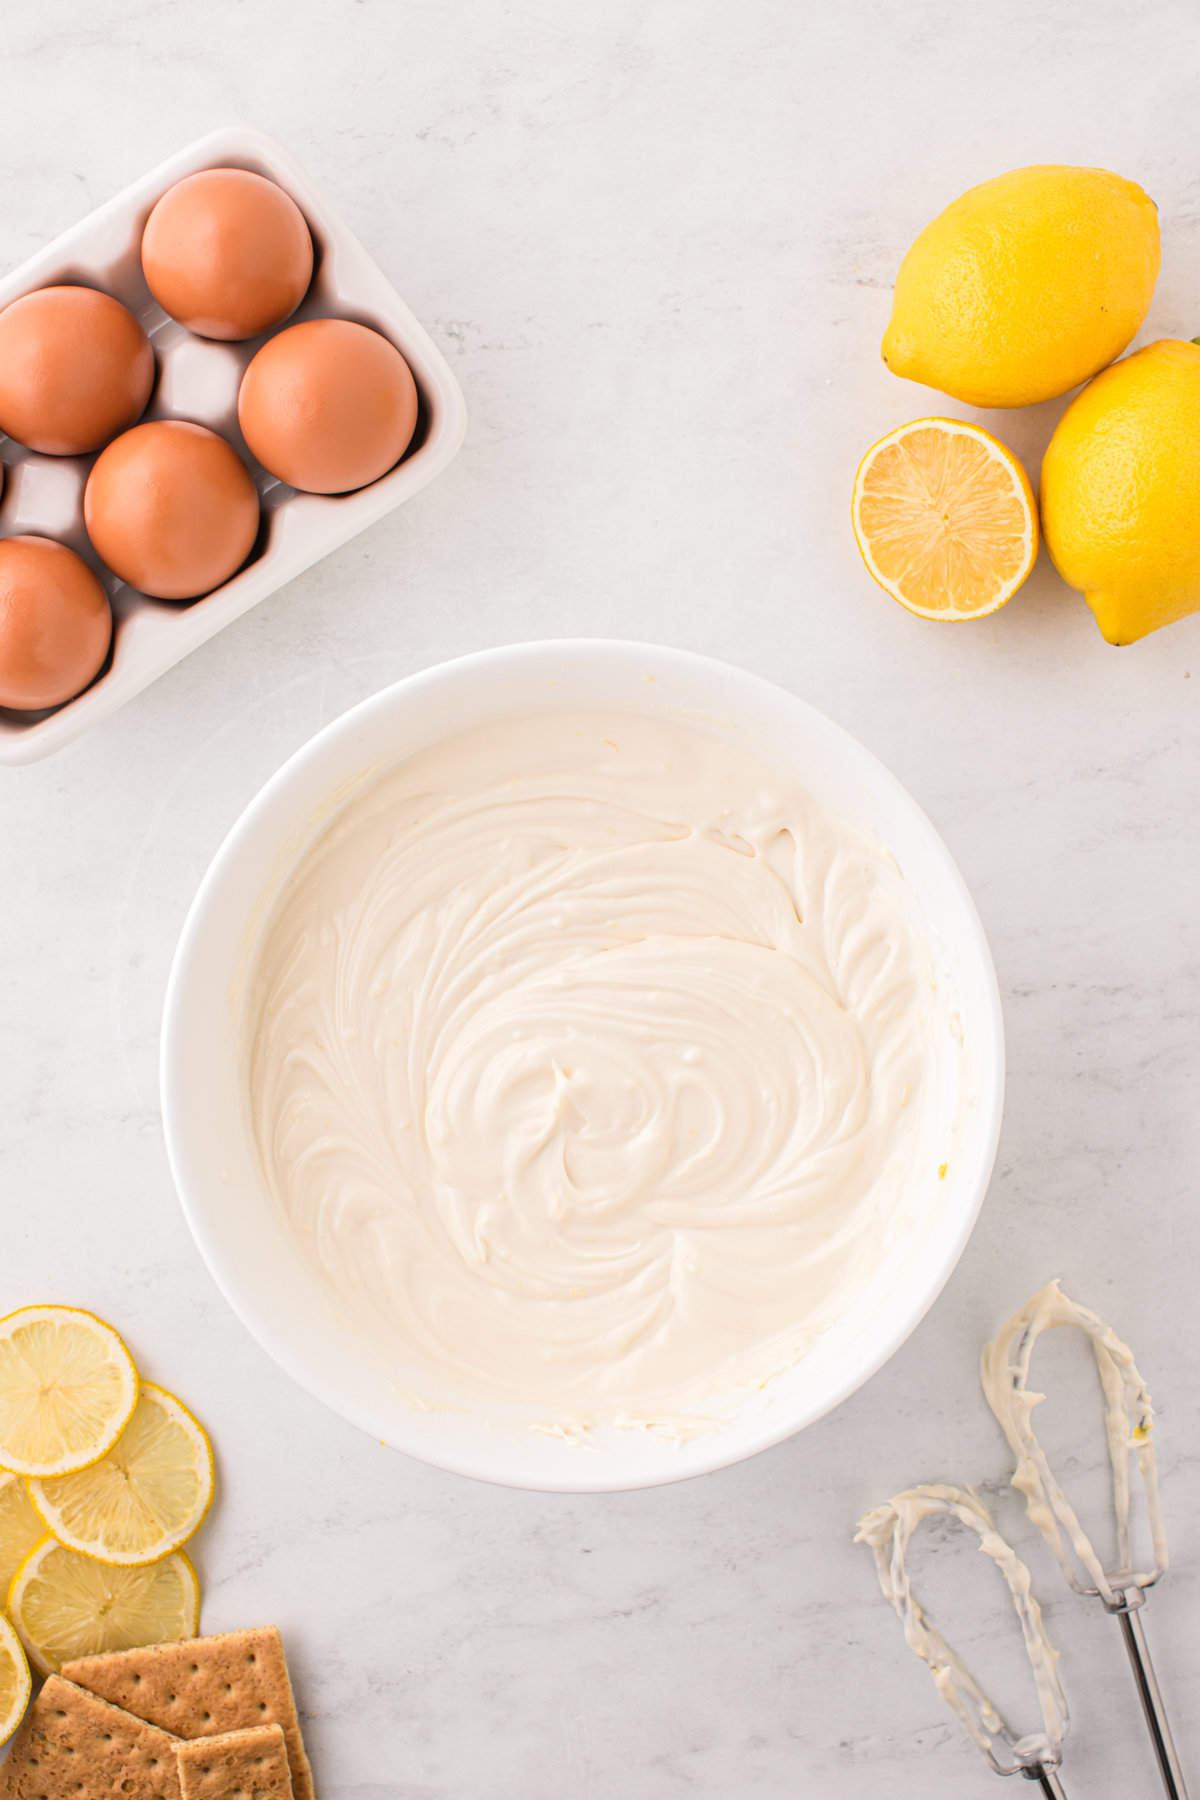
[161,638,1005,1491]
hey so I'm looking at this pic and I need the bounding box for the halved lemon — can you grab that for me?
[28,1383,214,1567]
[0,1306,138,1479]
[0,1611,31,1747]
[0,1475,44,1606]
[8,1537,199,1675]
[852,418,1038,619]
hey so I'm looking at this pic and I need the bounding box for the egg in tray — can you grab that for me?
[0,127,466,765]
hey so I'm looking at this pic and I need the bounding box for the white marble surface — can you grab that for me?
[2,2,1198,1794]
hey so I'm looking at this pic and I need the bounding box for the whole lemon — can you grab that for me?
[883,165,1160,407]
[1040,339,1200,644]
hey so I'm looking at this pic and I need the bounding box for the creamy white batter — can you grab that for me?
[246,711,941,1432]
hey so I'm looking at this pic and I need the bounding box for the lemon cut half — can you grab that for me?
[0,1307,138,1479]
[852,418,1038,620]
[8,1537,199,1676]
[28,1384,214,1568]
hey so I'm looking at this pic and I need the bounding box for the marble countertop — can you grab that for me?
[3,2,1198,1794]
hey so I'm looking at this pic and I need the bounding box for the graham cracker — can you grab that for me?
[63,1627,314,1800]
[0,1674,181,1800]
[176,1724,293,1800]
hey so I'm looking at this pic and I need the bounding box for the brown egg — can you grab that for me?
[0,287,154,455]
[84,421,260,600]
[142,168,314,341]
[0,536,112,710]
[238,318,419,494]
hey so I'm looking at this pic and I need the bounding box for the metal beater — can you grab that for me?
[983,1281,1188,1800]
[858,1280,1190,1796]
[857,1484,1071,1795]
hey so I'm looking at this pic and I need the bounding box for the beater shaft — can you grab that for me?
[1113,1599,1189,1800]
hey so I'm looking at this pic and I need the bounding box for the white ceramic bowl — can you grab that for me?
[161,641,1004,1491]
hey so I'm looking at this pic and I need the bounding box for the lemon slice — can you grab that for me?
[852,418,1038,620]
[8,1537,199,1675]
[0,1306,138,1478]
[28,1383,214,1567]
[0,1473,45,1601]
[0,1611,31,1746]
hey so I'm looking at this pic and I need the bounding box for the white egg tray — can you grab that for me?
[0,126,467,766]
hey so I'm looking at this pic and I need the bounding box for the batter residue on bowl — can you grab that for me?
[246,711,941,1434]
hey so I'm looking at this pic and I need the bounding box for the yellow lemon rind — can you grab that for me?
[27,1383,215,1569]
[0,1306,139,1480]
[8,1536,200,1677]
[1039,339,1200,644]
[851,417,1037,621]
[0,1470,47,1598]
[0,1610,31,1747]
[882,165,1160,409]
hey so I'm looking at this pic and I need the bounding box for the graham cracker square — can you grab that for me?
[176,1723,293,1799]
[63,1627,314,1800]
[0,1674,181,1799]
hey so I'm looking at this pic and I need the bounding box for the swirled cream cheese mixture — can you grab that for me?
[247,712,941,1433]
